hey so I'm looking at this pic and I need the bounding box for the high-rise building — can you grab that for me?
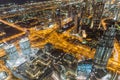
[92,0,105,28]
[94,26,116,68]
[19,38,31,56]
[88,23,116,79]
[4,44,19,60]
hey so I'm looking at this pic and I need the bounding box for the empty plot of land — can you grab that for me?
[0,22,22,40]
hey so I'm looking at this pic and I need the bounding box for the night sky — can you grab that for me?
[0,0,48,4]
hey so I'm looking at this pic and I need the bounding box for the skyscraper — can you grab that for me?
[4,44,19,60]
[19,38,31,56]
[94,26,116,69]
[88,22,116,79]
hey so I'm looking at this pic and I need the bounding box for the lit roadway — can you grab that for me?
[29,18,120,74]
[0,19,25,43]
[0,1,57,19]
[0,17,120,80]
